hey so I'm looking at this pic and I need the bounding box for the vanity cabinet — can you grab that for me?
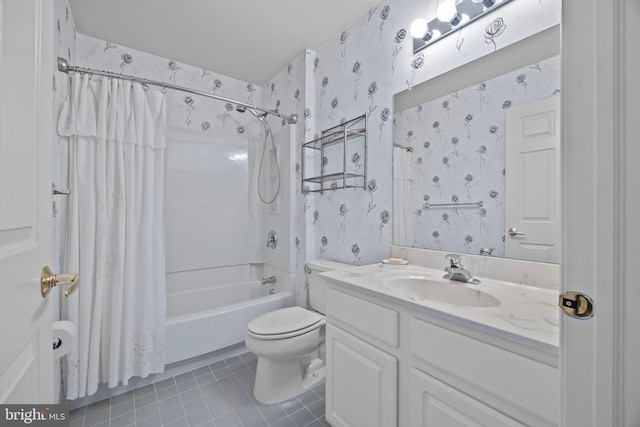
[324,283,559,427]
[326,325,397,427]
[410,316,558,426]
[325,288,399,427]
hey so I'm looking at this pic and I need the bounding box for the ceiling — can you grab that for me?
[69,0,381,85]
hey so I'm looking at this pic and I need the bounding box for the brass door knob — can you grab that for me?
[41,266,79,298]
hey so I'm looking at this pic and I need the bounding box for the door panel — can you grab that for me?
[326,324,397,427]
[0,0,54,404]
[562,0,640,425]
[505,95,560,263]
[410,368,527,427]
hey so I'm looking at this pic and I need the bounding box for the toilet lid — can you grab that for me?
[247,307,324,339]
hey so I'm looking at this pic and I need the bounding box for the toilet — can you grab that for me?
[245,259,350,404]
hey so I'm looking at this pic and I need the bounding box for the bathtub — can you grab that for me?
[165,281,293,364]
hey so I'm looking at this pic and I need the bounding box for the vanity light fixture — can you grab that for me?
[411,0,514,54]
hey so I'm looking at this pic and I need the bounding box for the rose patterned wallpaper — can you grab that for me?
[72,38,264,142]
[393,55,560,257]
[54,0,561,309]
[259,52,309,306]
[305,0,560,266]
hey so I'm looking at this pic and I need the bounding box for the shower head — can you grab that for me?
[236,104,284,122]
[238,106,268,121]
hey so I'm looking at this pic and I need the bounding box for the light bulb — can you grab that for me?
[436,0,460,24]
[410,18,429,39]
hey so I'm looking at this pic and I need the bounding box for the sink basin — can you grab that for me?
[381,276,501,308]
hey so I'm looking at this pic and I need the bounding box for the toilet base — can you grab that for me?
[253,356,325,404]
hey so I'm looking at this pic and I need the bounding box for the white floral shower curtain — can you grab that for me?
[58,73,167,399]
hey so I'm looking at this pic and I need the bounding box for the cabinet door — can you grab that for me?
[326,324,397,427]
[410,368,526,427]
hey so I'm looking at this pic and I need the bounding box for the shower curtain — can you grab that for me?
[393,147,416,247]
[58,73,167,399]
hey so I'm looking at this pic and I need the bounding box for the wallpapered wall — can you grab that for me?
[393,55,561,257]
[72,38,264,146]
[53,0,77,275]
[259,52,309,306]
[53,0,78,404]
[304,0,560,266]
[54,0,561,311]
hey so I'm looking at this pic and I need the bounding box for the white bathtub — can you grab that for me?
[165,281,293,364]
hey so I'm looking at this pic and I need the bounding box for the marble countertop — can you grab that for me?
[321,263,560,355]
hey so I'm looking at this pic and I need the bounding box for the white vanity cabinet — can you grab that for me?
[409,315,559,426]
[324,283,559,427]
[325,288,400,427]
[326,325,398,427]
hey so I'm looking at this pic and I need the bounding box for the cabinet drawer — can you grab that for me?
[411,317,559,424]
[327,288,399,347]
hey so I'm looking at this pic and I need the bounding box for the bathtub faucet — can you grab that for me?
[262,276,276,285]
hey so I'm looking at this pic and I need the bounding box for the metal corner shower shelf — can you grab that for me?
[301,114,367,194]
[56,57,297,125]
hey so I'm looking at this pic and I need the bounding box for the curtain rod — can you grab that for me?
[57,57,297,125]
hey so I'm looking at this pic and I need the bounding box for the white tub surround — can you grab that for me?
[322,262,560,426]
[161,124,298,365]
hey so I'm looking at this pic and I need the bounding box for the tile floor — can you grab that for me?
[68,352,330,427]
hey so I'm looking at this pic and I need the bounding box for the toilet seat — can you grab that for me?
[247,306,325,340]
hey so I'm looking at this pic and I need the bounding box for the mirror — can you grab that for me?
[392,33,561,263]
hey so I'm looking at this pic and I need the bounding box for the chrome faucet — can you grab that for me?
[479,247,494,256]
[443,254,480,285]
[262,276,276,285]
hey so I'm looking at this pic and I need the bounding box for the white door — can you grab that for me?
[0,0,54,403]
[505,95,560,263]
[562,0,640,425]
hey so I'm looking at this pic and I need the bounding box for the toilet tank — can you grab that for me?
[307,259,352,314]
